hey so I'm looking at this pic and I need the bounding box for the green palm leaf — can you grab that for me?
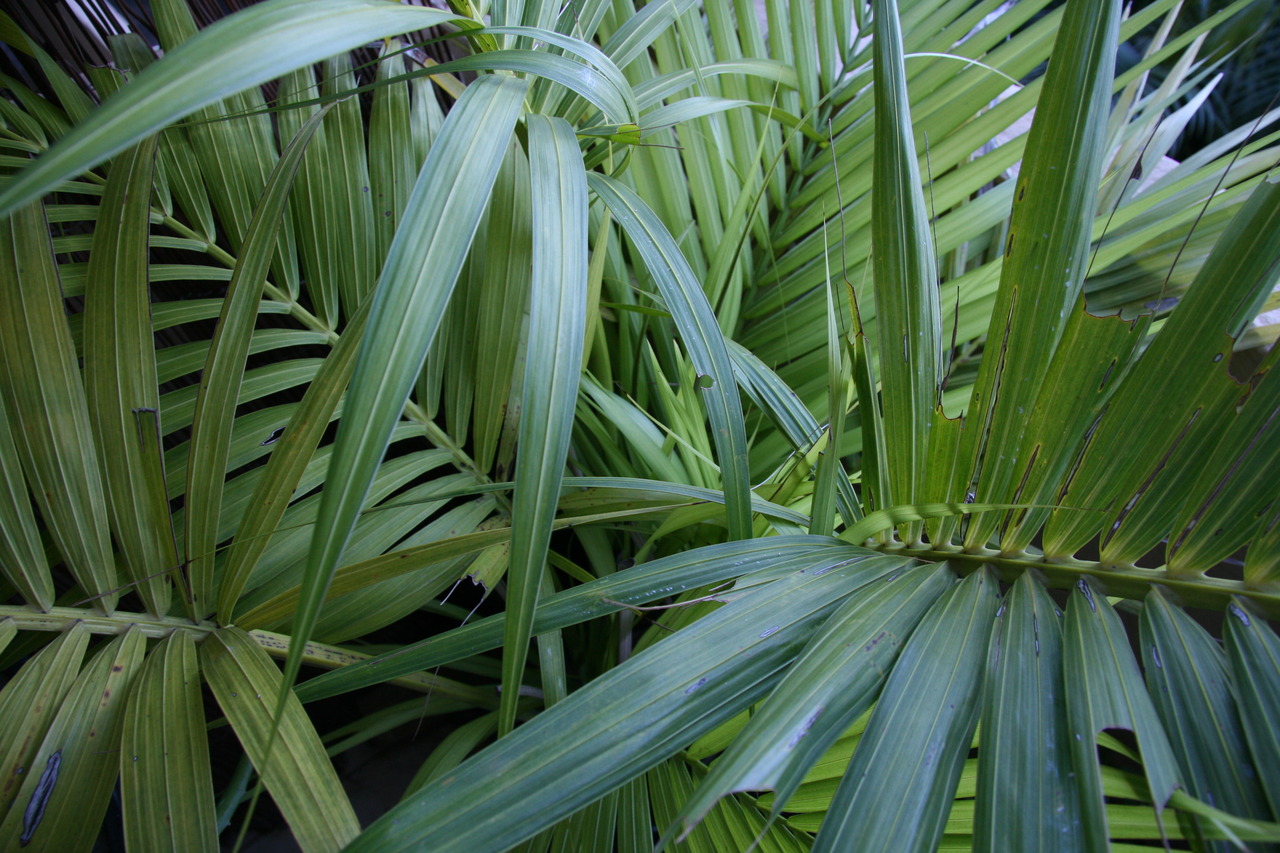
[0,0,460,216]
[498,114,589,732]
[120,631,217,852]
[202,627,359,851]
[82,135,178,617]
[1,0,1279,849]
[347,546,911,852]
[0,202,117,610]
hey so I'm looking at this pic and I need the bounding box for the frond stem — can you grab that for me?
[0,607,495,704]
[887,546,1280,616]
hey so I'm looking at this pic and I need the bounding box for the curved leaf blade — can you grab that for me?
[120,631,217,852]
[959,0,1122,549]
[0,391,52,609]
[0,628,145,851]
[676,562,954,834]
[83,135,177,616]
[288,75,527,697]
[0,624,90,822]
[1223,601,1280,820]
[587,173,752,539]
[869,0,942,539]
[1141,588,1272,845]
[0,0,460,217]
[202,627,360,852]
[974,572,1081,852]
[813,568,999,853]
[1063,580,1183,850]
[217,298,371,621]
[345,548,911,853]
[184,104,329,618]
[0,202,117,610]
[294,537,856,703]
[498,114,589,734]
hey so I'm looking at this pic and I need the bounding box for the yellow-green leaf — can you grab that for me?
[201,626,359,852]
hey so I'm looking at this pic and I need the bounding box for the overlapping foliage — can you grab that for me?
[0,0,1279,849]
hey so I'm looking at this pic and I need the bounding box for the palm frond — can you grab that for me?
[1,0,1279,849]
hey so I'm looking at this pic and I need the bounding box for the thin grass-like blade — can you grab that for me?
[151,0,276,277]
[588,173,752,539]
[154,328,328,390]
[639,97,819,143]
[921,407,963,546]
[616,775,653,853]
[0,0,459,217]
[277,65,340,325]
[601,0,699,69]
[161,357,321,436]
[809,271,846,538]
[369,41,416,262]
[851,305,890,521]
[82,134,177,617]
[634,59,798,109]
[345,548,909,852]
[120,631,217,852]
[242,492,784,635]
[813,569,999,853]
[157,118,217,242]
[558,477,808,525]
[498,115,589,734]
[321,54,377,312]
[234,445,462,625]
[0,73,69,141]
[0,628,145,851]
[309,497,494,644]
[22,37,94,125]
[579,376,689,483]
[463,26,637,120]
[550,786,620,851]
[469,141,532,475]
[726,342,821,447]
[732,343,860,522]
[0,202,117,610]
[202,627,359,851]
[651,758,810,853]
[431,256,476,451]
[404,713,499,796]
